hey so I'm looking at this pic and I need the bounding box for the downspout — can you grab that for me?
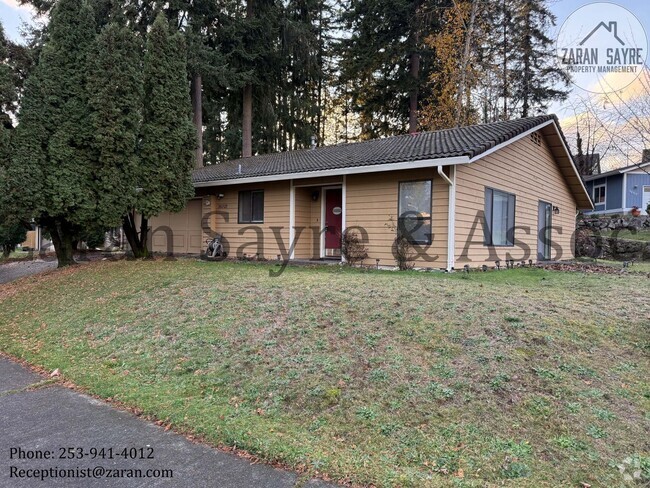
[437,166,455,272]
[341,175,347,264]
[289,180,295,260]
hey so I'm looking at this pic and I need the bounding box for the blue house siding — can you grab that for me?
[584,174,623,213]
[605,174,624,210]
[625,173,650,208]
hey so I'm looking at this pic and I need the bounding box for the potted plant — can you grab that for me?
[631,205,641,217]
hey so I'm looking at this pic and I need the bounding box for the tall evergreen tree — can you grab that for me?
[0,23,14,159]
[511,0,568,117]
[122,12,195,257]
[7,0,97,266]
[0,22,26,256]
[87,22,143,229]
[337,0,445,139]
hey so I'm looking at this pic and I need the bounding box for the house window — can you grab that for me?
[238,190,264,223]
[398,180,432,245]
[484,188,516,246]
[593,184,606,205]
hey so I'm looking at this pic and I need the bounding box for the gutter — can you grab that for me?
[194,156,470,187]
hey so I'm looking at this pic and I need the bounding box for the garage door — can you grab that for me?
[150,199,204,254]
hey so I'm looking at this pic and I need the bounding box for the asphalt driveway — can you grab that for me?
[0,260,58,285]
[0,358,333,487]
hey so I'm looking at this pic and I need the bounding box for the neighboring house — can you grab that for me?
[149,115,592,269]
[19,225,52,252]
[583,159,650,215]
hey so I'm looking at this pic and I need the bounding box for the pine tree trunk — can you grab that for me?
[242,0,254,158]
[191,72,204,168]
[456,0,478,127]
[408,50,420,133]
[139,216,150,258]
[521,8,532,118]
[501,0,508,119]
[49,218,76,267]
[122,212,149,258]
[242,83,252,157]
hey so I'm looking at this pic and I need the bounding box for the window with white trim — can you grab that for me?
[593,184,606,205]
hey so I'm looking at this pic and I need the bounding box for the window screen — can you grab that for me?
[484,188,516,246]
[239,190,264,223]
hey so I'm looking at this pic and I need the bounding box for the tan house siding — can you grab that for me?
[150,198,207,254]
[209,181,291,259]
[346,168,450,269]
[454,131,578,266]
[294,176,343,187]
[293,187,315,259]
[20,230,38,250]
[152,182,291,258]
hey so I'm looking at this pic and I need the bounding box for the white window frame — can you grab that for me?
[593,184,606,206]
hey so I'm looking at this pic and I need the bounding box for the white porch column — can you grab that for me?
[437,166,456,272]
[289,179,295,260]
[341,175,347,263]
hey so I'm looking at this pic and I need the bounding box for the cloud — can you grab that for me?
[1,0,23,9]
[1,0,37,16]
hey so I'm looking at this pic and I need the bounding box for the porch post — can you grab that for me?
[437,166,456,272]
[289,179,295,260]
[447,167,456,271]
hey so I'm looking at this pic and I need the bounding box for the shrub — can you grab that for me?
[341,229,368,266]
[385,216,417,270]
[0,219,27,257]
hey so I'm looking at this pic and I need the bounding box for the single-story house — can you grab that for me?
[149,115,593,270]
[583,160,650,215]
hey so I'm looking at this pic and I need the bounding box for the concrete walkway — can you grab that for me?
[0,358,334,487]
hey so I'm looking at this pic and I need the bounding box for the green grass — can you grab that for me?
[575,257,650,273]
[601,229,650,242]
[0,250,30,262]
[1,260,649,487]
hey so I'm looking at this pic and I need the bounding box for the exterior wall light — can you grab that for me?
[553,206,560,215]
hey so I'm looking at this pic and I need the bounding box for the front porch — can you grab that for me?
[290,176,345,261]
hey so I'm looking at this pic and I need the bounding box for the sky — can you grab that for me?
[0,0,35,42]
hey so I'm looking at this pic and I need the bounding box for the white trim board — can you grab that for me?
[467,120,554,163]
[592,182,607,208]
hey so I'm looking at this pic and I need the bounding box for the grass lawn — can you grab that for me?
[0,250,30,262]
[575,257,650,273]
[0,260,648,487]
[601,229,650,242]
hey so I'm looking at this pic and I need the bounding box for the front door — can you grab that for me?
[537,201,552,261]
[324,188,343,257]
